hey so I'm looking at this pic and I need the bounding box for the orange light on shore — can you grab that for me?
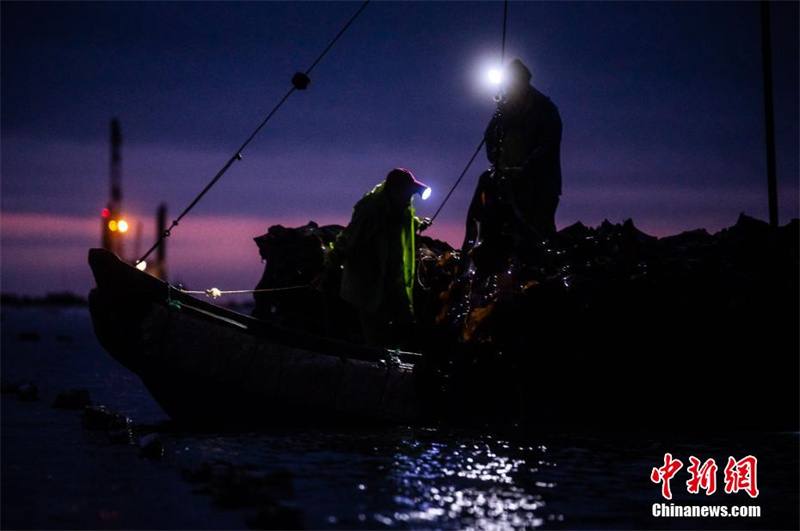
[117,220,129,233]
[108,220,118,232]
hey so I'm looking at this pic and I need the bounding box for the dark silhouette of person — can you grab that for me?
[463,58,562,257]
[325,168,431,346]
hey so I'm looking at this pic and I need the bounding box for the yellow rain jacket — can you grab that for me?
[328,182,420,316]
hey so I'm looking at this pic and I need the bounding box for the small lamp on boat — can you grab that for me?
[135,260,147,272]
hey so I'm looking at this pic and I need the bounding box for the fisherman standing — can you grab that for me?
[463,58,562,254]
[325,168,431,347]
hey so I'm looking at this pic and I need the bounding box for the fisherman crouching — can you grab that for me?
[321,168,432,347]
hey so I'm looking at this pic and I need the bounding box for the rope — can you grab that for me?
[501,0,508,63]
[428,0,508,223]
[179,284,310,299]
[137,0,371,265]
[416,254,439,291]
[305,1,371,77]
[430,138,486,223]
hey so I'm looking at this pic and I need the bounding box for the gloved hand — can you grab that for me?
[418,217,433,233]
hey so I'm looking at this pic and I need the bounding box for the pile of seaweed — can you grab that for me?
[441,214,798,341]
[253,214,798,428]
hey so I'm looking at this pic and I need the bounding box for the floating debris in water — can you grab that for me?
[2,379,38,401]
[183,459,303,528]
[81,405,138,445]
[138,434,164,460]
[2,380,40,401]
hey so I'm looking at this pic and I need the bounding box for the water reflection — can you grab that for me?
[4,307,798,530]
[386,433,560,529]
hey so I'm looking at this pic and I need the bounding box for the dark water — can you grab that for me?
[2,306,798,530]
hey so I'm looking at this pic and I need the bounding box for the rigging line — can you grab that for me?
[428,0,508,224]
[232,0,371,165]
[430,138,486,223]
[305,0,371,77]
[136,86,295,264]
[501,0,508,63]
[137,1,371,264]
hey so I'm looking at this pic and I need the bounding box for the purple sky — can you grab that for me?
[2,1,798,297]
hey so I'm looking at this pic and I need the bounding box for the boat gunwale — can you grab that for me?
[88,248,421,366]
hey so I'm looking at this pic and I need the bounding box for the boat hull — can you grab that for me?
[88,249,422,426]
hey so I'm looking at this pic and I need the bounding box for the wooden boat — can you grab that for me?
[89,214,800,430]
[87,248,424,426]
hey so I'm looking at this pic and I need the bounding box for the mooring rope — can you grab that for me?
[179,285,311,299]
[137,0,371,265]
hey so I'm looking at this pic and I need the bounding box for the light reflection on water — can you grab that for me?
[166,426,800,530]
[384,434,559,529]
[171,426,564,529]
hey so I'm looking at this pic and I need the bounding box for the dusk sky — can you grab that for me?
[2,1,798,297]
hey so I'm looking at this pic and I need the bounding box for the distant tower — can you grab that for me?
[760,1,778,227]
[110,118,122,210]
[101,118,124,256]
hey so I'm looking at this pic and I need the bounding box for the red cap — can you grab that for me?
[385,168,429,196]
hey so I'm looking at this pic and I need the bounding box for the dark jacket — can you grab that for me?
[485,85,563,200]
